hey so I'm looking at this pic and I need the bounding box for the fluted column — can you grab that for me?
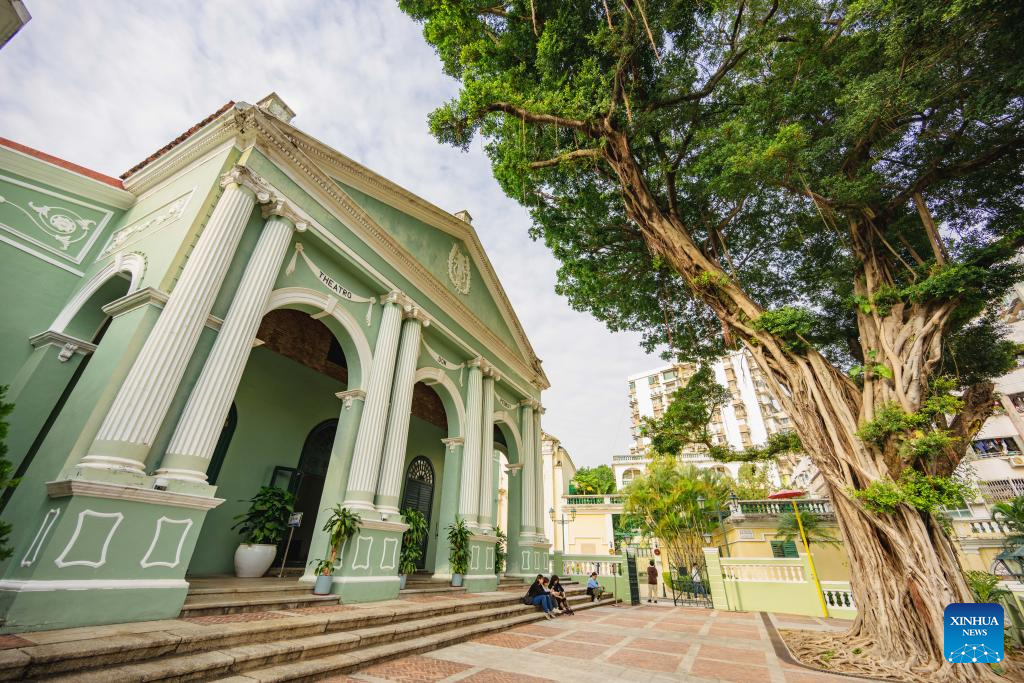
[373,308,428,515]
[533,405,546,540]
[519,401,536,535]
[81,167,270,475]
[476,370,497,534]
[157,201,305,482]
[458,360,483,528]
[342,291,406,512]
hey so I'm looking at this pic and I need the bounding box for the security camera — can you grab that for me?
[154,478,169,491]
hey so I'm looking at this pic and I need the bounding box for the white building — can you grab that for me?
[541,432,577,553]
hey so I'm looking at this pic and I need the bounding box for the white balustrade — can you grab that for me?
[721,561,806,583]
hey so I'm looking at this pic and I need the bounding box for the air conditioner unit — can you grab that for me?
[1009,455,1024,467]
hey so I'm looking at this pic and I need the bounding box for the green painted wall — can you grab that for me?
[187,346,344,576]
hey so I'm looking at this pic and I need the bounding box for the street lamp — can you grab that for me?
[550,506,576,554]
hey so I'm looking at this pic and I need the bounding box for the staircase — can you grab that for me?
[180,577,341,617]
[1,583,614,682]
[398,572,466,596]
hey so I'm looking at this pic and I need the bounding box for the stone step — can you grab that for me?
[179,593,341,618]
[4,588,596,680]
[40,594,612,682]
[210,597,617,683]
[186,579,313,597]
[397,585,465,596]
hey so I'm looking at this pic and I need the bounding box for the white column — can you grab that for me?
[374,309,427,515]
[458,360,483,528]
[476,370,497,534]
[534,406,546,540]
[81,167,270,474]
[519,401,536,534]
[157,201,303,482]
[342,291,406,512]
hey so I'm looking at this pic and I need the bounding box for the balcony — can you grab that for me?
[728,498,834,519]
[980,478,1024,502]
[613,454,648,463]
[563,494,625,508]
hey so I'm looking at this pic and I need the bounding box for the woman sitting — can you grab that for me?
[548,575,573,615]
[524,573,556,619]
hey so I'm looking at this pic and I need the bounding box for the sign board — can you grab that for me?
[288,512,303,528]
[654,548,661,556]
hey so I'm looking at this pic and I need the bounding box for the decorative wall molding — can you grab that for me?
[21,508,60,568]
[380,537,399,571]
[351,536,373,570]
[0,172,115,264]
[356,519,409,533]
[54,509,123,568]
[100,287,223,331]
[97,190,194,259]
[50,251,146,333]
[46,479,224,510]
[140,517,194,569]
[0,145,135,209]
[335,389,367,409]
[0,579,188,592]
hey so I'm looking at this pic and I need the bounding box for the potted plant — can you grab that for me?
[447,516,470,587]
[494,526,507,578]
[398,508,428,590]
[309,504,362,594]
[231,486,294,578]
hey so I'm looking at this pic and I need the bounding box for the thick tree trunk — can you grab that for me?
[601,131,1005,681]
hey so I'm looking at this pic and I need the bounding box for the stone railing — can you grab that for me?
[720,558,806,583]
[964,520,1012,536]
[560,554,624,577]
[563,494,625,507]
[612,454,647,463]
[729,498,834,519]
[821,582,857,611]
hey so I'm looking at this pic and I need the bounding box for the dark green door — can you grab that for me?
[400,456,434,569]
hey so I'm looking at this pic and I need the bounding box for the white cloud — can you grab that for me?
[0,0,660,466]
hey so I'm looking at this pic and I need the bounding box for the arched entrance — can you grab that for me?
[401,456,435,569]
[291,419,337,564]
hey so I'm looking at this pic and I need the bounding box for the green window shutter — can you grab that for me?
[770,541,799,558]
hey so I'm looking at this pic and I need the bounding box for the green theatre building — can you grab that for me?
[0,94,552,632]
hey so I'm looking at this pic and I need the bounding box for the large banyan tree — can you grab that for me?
[399,1,1024,679]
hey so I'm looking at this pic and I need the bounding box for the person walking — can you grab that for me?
[646,559,659,603]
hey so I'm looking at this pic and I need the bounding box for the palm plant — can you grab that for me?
[964,571,1011,604]
[992,496,1024,547]
[775,510,841,549]
[447,517,471,578]
[399,509,428,577]
[311,504,361,576]
[494,526,507,574]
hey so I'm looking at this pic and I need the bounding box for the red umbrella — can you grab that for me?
[768,489,806,499]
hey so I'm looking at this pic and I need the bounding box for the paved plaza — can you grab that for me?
[332,604,853,683]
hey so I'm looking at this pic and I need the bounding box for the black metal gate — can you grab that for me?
[668,556,714,608]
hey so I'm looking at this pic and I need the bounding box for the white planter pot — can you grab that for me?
[234,543,277,578]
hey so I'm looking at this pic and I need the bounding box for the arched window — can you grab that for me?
[621,468,643,486]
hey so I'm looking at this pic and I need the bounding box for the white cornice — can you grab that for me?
[0,145,135,209]
[102,287,223,331]
[46,479,224,510]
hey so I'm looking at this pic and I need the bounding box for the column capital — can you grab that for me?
[261,199,309,232]
[466,356,484,370]
[480,361,501,381]
[442,437,465,451]
[220,165,274,203]
[335,389,367,409]
[519,398,540,411]
[401,304,430,324]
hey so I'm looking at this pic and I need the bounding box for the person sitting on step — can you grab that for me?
[586,572,604,602]
[548,574,573,615]
[525,573,556,619]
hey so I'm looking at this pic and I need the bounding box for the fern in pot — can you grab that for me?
[447,517,471,587]
[309,504,362,594]
[398,508,428,590]
[231,486,294,578]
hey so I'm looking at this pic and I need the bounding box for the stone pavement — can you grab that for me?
[331,604,855,682]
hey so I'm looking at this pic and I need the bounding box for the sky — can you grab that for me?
[0,0,662,467]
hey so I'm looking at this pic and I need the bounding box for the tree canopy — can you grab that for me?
[571,464,616,493]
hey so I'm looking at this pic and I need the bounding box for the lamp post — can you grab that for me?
[549,506,576,554]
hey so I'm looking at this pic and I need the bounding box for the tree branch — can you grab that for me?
[529,148,603,169]
[482,102,597,134]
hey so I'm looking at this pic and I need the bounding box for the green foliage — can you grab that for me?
[751,307,814,353]
[309,558,335,577]
[775,511,841,548]
[571,464,616,494]
[851,470,972,515]
[231,486,295,545]
[321,504,362,566]
[494,526,508,574]
[641,365,729,457]
[992,496,1024,556]
[0,386,18,561]
[447,517,471,575]
[399,508,429,576]
[731,463,775,500]
[964,571,1010,604]
[719,431,802,463]
[856,403,925,447]
[622,458,732,571]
